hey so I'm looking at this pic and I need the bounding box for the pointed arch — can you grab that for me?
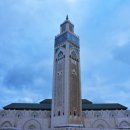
[56,47,65,57]
[109,111,117,118]
[31,111,39,118]
[15,111,23,119]
[0,111,7,118]
[58,51,64,59]
[124,111,130,117]
[71,50,77,59]
[56,47,66,61]
[94,111,102,118]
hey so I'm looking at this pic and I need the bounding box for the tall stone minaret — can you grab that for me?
[51,16,83,129]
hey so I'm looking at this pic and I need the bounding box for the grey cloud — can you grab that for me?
[113,43,130,65]
[3,66,35,88]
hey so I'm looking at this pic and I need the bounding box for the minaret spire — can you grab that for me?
[66,14,69,20]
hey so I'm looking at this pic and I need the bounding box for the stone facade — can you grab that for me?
[0,110,130,130]
[83,110,130,129]
[0,110,51,130]
[51,16,82,128]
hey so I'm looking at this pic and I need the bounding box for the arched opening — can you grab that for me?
[92,119,109,129]
[58,51,64,59]
[94,112,102,118]
[15,112,23,119]
[71,51,77,60]
[1,121,12,128]
[0,111,7,118]
[31,112,38,118]
[109,111,117,118]
[23,119,41,130]
[119,121,130,128]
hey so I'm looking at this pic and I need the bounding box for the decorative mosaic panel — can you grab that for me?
[55,32,79,47]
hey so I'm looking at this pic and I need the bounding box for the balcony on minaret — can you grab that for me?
[60,15,74,34]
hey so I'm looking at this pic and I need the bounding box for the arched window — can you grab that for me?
[15,112,23,119]
[94,112,102,118]
[31,112,38,118]
[71,51,77,59]
[109,111,117,118]
[124,111,130,117]
[58,51,63,59]
[0,111,7,118]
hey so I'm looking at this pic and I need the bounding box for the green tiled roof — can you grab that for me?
[3,99,127,111]
[82,99,93,104]
[39,99,92,104]
[4,103,51,110]
[40,99,52,104]
[82,103,127,110]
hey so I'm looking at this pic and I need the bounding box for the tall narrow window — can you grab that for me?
[74,111,76,116]
[58,111,60,116]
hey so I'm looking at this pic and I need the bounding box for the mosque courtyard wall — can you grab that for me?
[0,110,130,130]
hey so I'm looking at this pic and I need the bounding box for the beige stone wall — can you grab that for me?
[82,110,130,129]
[0,110,51,130]
[54,56,65,116]
[0,110,130,130]
[69,57,81,124]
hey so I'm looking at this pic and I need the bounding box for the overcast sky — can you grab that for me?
[0,0,130,109]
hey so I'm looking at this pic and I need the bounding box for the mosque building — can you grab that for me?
[0,16,130,130]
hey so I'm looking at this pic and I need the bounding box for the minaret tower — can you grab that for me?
[51,16,83,129]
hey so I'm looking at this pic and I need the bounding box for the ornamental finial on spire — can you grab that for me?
[66,14,69,20]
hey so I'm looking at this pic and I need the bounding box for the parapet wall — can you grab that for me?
[0,110,130,130]
[0,110,51,130]
[83,110,130,129]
